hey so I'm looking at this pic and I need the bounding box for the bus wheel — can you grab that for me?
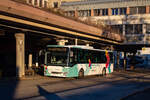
[102,68,106,76]
[78,69,84,79]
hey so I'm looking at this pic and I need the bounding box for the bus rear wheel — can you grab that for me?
[78,69,84,79]
[102,68,106,76]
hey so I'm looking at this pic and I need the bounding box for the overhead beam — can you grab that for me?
[0,14,121,44]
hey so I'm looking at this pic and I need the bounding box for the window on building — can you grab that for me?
[68,11,75,17]
[65,12,68,16]
[54,2,58,8]
[130,6,146,15]
[120,8,127,15]
[102,9,108,16]
[34,0,38,5]
[126,24,142,34]
[44,1,47,8]
[39,0,42,7]
[130,7,138,14]
[138,6,146,14]
[111,25,123,34]
[78,10,83,17]
[94,9,101,16]
[87,10,91,16]
[112,8,119,15]
[78,10,91,17]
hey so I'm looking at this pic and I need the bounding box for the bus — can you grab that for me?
[42,45,114,78]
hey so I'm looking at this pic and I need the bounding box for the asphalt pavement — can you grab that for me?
[0,69,150,100]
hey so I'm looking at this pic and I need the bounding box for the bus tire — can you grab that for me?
[78,69,84,79]
[102,68,106,76]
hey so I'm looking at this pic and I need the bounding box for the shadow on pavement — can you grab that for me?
[121,88,150,100]
[0,79,19,100]
[37,85,63,100]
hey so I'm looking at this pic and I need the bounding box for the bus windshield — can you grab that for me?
[46,47,69,66]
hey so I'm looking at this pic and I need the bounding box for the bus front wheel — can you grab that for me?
[78,69,84,79]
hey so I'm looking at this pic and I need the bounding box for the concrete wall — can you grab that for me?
[61,0,150,11]
[80,14,150,25]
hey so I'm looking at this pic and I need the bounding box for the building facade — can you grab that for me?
[26,0,48,8]
[26,0,81,8]
[48,0,81,8]
[60,0,150,44]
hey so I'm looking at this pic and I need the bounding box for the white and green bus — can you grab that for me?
[43,45,114,78]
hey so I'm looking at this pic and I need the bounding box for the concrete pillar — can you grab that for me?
[42,0,45,7]
[146,6,149,14]
[28,54,32,69]
[123,24,126,36]
[37,0,40,7]
[75,10,78,17]
[91,9,94,16]
[108,8,112,16]
[15,33,25,78]
[126,7,130,15]
[32,0,35,5]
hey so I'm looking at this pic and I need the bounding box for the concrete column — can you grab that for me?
[37,0,40,7]
[28,54,32,69]
[123,24,126,36]
[108,8,112,16]
[146,6,149,14]
[32,0,35,5]
[126,7,130,15]
[42,0,45,7]
[91,9,94,16]
[15,33,25,78]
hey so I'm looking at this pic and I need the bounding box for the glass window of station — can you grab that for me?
[93,9,108,16]
[78,10,91,17]
[66,11,75,17]
[112,8,126,15]
[130,6,146,14]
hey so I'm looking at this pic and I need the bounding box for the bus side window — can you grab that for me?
[70,48,77,65]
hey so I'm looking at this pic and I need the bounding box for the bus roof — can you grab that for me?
[46,45,113,52]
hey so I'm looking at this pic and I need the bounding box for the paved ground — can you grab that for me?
[0,69,150,100]
[121,88,150,100]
